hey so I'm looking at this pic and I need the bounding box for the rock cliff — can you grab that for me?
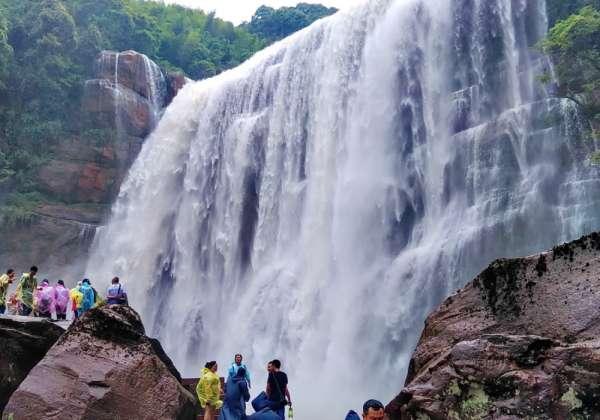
[0,50,187,277]
[387,232,600,419]
[4,305,196,420]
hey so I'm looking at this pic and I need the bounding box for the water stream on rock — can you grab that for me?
[86,0,600,415]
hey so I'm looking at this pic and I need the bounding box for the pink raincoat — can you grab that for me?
[34,284,56,315]
[54,284,70,315]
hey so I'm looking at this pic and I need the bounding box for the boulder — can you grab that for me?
[4,305,196,420]
[82,79,156,138]
[0,317,64,411]
[387,232,600,419]
[95,50,166,106]
[166,71,188,105]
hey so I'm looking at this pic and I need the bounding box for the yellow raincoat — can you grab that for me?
[70,286,83,311]
[196,367,223,409]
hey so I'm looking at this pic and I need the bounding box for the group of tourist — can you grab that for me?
[0,266,128,319]
[196,354,385,420]
[197,355,291,420]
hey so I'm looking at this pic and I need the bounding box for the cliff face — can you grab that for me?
[0,50,187,277]
[387,232,600,419]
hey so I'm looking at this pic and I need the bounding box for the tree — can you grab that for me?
[542,6,600,118]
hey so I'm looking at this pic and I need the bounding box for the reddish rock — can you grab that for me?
[95,50,166,105]
[0,317,64,412]
[5,305,196,420]
[82,79,155,138]
[387,232,600,419]
[166,71,188,104]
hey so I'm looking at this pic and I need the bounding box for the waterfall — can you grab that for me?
[86,0,600,415]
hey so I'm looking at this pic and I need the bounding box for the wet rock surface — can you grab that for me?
[0,316,64,412]
[387,232,600,419]
[4,305,196,420]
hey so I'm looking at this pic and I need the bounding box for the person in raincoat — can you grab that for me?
[79,279,95,316]
[0,269,15,315]
[70,281,83,319]
[228,354,251,388]
[196,361,223,420]
[54,280,70,320]
[33,279,55,318]
[221,367,250,420]
[15,266,38,316]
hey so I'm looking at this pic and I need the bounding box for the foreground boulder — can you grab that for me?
[0,316,64,412]
[387,232,600,419]
[5,305,196,420]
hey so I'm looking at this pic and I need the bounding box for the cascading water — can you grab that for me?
[86,0,600,415]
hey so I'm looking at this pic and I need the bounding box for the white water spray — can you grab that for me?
[87,0,600,415]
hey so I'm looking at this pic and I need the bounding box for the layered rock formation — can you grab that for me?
[0,317,64,412]
[4,305,196,420]
[387,232,600,419]
[0,50,188,277]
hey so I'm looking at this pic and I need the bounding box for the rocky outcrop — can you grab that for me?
[387,232,600,419]
[0,50,187,278]
[0,317,64,411]
[4,305,196,420]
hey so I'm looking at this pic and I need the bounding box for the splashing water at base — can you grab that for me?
[86,0,600,416]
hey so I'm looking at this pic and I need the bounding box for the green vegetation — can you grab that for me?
[0,0,331,210]
[543,4,600,163]
[542,6,600,118]
[546,0,600,25]
[245,3,337,42]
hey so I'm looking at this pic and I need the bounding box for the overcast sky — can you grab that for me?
[163,0,366,24]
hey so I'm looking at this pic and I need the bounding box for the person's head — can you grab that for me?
[267,361,274,373]
[205,361,218,372]
[362,400,385,420]
[82,278,91,286]
[271,359,281,370]
[29,266,38,276]
[41,279,49,286]
[112,277,120,284]
[57,280,64,286]
[7,268,14,278]
[236,367,246,378]
[234,354,243,365]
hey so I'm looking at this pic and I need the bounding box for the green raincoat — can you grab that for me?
[16,273,37,309]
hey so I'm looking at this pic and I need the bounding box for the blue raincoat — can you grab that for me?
[80,283,95,313]
[221,375,250,420]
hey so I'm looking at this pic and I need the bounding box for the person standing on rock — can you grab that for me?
[80,279,96,315]
[0,268,16,314]
[221,367,250,420]
[34,279,55,318]
[16,266,38,316]
[197,361,223,420]
[70,281,83,319]
[266,359,291,420]
[54,280,70,320]
[228,353,251,388]
[106,276,128,305]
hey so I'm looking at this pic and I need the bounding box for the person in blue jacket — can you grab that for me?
[228,353,251,388]
[345,399,385,420]
[221,367,251,420]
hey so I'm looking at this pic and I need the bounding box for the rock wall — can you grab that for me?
[0,50,187,278]
[387,232,600,419]
[4,305,196,420]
